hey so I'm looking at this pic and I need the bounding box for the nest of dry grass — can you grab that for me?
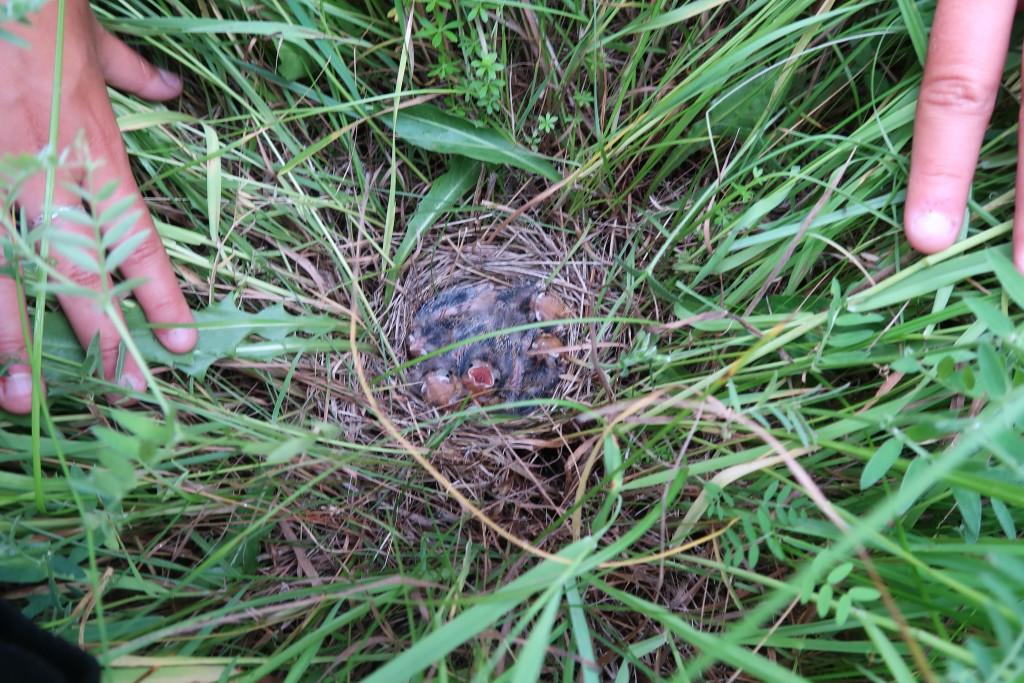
[320,215,635,547]
[386,217,622,426]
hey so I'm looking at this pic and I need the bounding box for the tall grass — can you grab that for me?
[2,1,1023,681]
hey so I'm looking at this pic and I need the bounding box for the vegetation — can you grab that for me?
[2,0,1023,680]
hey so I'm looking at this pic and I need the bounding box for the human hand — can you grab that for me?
[905,1,1021,265]
[0,0,196,414]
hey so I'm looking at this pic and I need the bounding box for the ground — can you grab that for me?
[1,1,1023,682]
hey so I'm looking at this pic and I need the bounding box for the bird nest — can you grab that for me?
[345,218,622,449]
[321,216,630,547]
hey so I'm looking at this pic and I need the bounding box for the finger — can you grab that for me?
[905,0,1017,253]
[19,179,145,391]
[86,118,197,353]
[0,249,40,414]
[93,23,182,101]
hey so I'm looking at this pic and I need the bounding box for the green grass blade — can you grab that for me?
[392,156,481,272]
[362,539,596,683]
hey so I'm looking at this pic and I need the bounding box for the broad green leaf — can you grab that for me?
[173,298,337,374]
[108,409,172,443]
[393,156,481,271]
[98,17,328,38]
[709,68,794,136]
[603,433,623,490]
[96,441,138,490]
[0,552,47,583]
[41,297,338,378]
[105,663,236,683]
[834,313,884,327]
[611,0,731,37]
[92,427,141,464]
[0,542,84,583]
[392,104,560,181]
[116,110,198,131]
[860,438,902,490]
[891,356,921,373]
[277,41,313,81]
[248,302,336,342]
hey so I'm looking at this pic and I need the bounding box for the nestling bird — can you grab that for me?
[420,370,460,407]
[407,282,571,411]
[531,290,571,332]
[407,282,497,359]
[461,360,497,395]
[530,333,567,361]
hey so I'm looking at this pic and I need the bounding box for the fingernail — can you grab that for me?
[5,369,33,403]
[157,68,181,89]
[162,327,197,353]
[120,374,146,393]
[908,211,957,252]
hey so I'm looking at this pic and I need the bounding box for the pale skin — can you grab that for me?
[904,0,1024,264]
[0,0,1022,414]
[0,0,196,414]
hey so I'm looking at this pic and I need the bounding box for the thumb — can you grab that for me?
[95,25,182,101]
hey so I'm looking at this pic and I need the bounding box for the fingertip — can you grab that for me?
[0,366,40,415]
[97,26,185,101]
[152,68,183,100]
[905,210,959,254]
[157,324,198,354]
[1014,225,1024,274]
[1014,252,1024,275]
[131,68,182,102]
[121,372,146,394]
[105,368,146,407]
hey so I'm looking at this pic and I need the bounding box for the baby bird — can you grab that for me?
[421,370,460,407]
[531,290,571,330]
[407,331,429,358]
[408,283,497,359]
[407,281,573,411]
[530,333,567,364]
[461,359,497,396]
[518,357,563,402]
